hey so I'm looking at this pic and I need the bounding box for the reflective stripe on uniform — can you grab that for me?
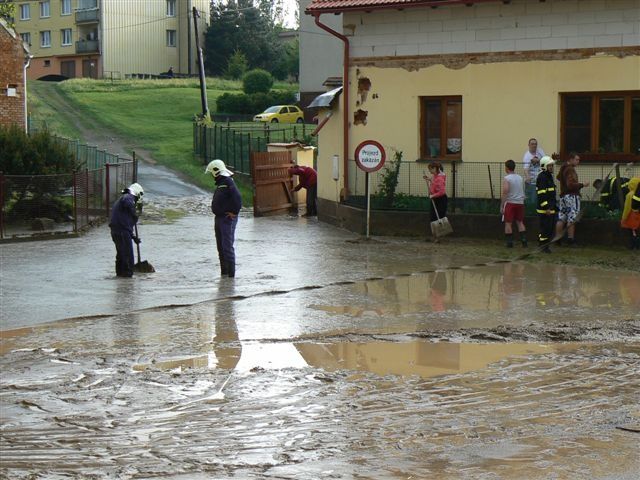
[537,188,547,194]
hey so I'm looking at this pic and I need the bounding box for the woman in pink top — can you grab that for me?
[424,161,448,223]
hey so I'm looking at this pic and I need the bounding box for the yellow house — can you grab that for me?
[13,0,209,79]
[305,0,640,216]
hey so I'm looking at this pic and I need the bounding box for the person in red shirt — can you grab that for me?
[423,161,447,240]
[289,165,317,217]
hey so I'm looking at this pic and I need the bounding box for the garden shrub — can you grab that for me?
[242,69,274,94]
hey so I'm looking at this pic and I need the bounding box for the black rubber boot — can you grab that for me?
[633,235,640,250]
[220,258,228,276]
[505,233,514,248]
[567,237,576,247]
[520,233,528,248]
[227,261,236,278]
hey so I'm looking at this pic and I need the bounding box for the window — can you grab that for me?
[19,4,30,20]
[21,32,31,45]
[166,0,176,17]
[61,0,72,15]
[40,1,50,18]
[420,96,462,159]
[166,29,176,47]
[61,28,72,46]
[40,30,51,47]
[44,60,51,67]
[561,92,640,161]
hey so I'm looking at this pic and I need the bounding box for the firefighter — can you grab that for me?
[620,177,640,250]
[593,176,630,211]
[536,156,557,253]
[206,159,242,277]
[109,183,143,277]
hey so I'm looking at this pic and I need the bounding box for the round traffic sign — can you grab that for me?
[355,140,386,173]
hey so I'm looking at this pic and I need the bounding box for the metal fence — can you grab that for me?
[1,126,135,240]
[194,122,316,175]
[346,160,639,217]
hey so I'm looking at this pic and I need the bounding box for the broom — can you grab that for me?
[133,224,155,273]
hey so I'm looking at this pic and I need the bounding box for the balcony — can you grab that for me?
[76,40,99,54]
[75,8,99,24]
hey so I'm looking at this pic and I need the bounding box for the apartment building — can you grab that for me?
[13,0,209,80]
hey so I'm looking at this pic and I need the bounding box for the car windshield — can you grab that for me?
[263,106,280,113]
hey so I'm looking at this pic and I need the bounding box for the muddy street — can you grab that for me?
[1,192,639,479]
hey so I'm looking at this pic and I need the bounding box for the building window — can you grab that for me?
[61,0,72,15]
[166,0,176,17]
[19,4,30,20]
[21,32,31,45]
[44,60,51,67]
[40,1,51,18]
[166,29,176,47]
[41,30,51,47]
[420,96,462,159]
[61,28,72,46]
[561,92,640,161]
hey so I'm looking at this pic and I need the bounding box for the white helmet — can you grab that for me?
[128,183,144,198]
[205,159,233,178]
[540,156,555,169]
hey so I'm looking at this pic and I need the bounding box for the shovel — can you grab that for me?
[133,224,155,273]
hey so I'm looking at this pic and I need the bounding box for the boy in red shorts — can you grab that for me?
[500,159,527,248]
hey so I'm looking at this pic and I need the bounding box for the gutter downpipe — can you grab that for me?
[313,13,349,198]
[23,55,32,132]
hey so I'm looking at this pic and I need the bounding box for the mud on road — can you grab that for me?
[2,197,639,479]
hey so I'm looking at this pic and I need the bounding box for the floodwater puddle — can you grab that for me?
[134,340,580,380]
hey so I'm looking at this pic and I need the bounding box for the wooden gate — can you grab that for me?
[250,151,296,216]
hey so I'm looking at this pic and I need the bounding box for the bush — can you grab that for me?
[0,124,76,175]
[216,90,296,114]
[242,69,274,94]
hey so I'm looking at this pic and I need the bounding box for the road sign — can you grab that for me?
[355,140,386,173]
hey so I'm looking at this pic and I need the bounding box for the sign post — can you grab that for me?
[354,140,386,238]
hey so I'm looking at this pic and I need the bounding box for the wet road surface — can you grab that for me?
[1,194,639,479]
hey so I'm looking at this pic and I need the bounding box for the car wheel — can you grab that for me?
[271,119,279,123]
[296,117,304,124]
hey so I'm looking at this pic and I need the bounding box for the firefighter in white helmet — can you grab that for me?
[205,160,242,277]
[109,183,143,277]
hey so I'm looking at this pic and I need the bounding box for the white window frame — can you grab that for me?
[19,3,30,20]
[21,32,31,45]
[166,29,177,47]
[41,30,51,47]
[40,1,51,18]
[61,28,72,46]
[166,0,176,17]
[61,0,72,16]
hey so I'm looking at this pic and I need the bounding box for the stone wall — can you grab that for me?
[318,198,631,247]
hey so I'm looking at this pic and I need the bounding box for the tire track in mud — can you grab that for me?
[1,345,639,479]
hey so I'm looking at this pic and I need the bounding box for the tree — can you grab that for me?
[0,1,15,27]
[225,49,249,79]
[204,1,286,77]
[242,69,273,94]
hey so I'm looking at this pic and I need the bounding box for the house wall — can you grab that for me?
[314,0,640,204]
[101,0,209,77]
[0,22,28,129]
[299,0,343,95]
[346,0,639,58]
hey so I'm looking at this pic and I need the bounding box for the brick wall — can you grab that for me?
[0,24,28,130]
[345,0,640,58]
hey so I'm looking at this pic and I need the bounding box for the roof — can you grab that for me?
[306,87,343,109]
[306,0,500,14]
[0,18,31,55]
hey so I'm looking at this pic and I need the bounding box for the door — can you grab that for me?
[250,151,296,216]
[82,59,97,78]
[60,60,76,78]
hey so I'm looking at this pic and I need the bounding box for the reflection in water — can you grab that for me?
[296,341,558,378]
[313,263,640,318]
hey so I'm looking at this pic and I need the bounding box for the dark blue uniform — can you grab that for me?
[211,176,242,277]
[536,169,557,250]
[109,193,138,277]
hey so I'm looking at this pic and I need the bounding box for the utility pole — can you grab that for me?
[192,6,209,120]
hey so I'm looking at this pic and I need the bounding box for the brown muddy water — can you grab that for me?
[1,213,639,479]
